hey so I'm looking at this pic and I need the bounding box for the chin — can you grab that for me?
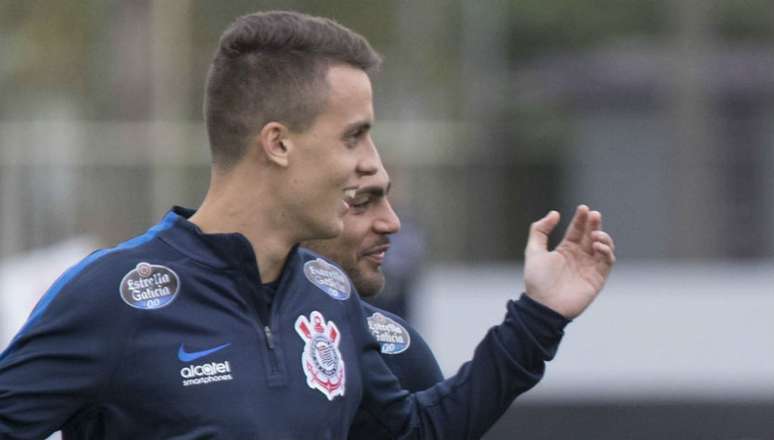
[353,271,385,298]
[356,285,382,298]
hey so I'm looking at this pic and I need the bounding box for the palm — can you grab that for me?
[523,206,615,319]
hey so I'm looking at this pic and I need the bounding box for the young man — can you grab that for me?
[0,11,615,439]
[303,160,445,437]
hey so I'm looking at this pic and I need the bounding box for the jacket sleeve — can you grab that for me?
[0,258,126,439]
[348,307,445,440]
[351,293,569,440]
[391,317,445,391]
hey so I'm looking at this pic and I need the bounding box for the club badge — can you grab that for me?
[295,311,346,400]
[119,262,180,310]
[367,312,411,355]
[303,258,351,300]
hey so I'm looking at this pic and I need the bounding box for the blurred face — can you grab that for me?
[283,64,379,240]
[304,164,400,297]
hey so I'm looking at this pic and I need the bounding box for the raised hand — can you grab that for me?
[523,205,615,319]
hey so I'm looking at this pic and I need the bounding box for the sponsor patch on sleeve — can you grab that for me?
[303,258,351,300]
[367,312,411,355]
[119,262,180,310]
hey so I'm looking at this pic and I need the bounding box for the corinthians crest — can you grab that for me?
[294,311,346,400]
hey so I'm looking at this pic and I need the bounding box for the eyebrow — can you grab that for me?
[343,120,372,137]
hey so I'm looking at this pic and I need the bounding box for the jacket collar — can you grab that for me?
[157,206,301,285]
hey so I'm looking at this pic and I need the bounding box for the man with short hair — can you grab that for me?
[0,11,615,439]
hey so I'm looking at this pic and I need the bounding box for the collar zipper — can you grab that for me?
[264,325,275,350]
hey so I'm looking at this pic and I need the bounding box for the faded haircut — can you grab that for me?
[204,10,382,170]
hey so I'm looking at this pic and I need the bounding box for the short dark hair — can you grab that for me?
[204,11,383,169]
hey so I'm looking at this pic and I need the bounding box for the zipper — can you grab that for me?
[234,235,288,386]
[264,325,275,350]
[241,275,283,382]
[264,324,281,377]
[258,289,282,379]
[259,298,281,377]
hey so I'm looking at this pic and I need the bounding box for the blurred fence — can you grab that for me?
[0,119,558,263]
[0,121,210,257]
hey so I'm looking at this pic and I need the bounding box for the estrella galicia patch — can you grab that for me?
[367,312,411,355]
[295,311,346,400]
[303,258,351,300]
[119,262,180,310]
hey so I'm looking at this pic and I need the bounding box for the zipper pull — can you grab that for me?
[264,326,275,350]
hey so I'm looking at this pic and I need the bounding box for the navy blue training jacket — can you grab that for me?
[0,207,569,439]
[349,303,444,438]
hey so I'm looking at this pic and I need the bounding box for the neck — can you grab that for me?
[189,170,297,283]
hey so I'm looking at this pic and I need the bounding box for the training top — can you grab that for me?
[0,207,569,440]
[349,302,444,438]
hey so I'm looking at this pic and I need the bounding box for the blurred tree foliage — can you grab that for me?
[713,0,774,41]
[508,0,668,61]
[508,0,774,62]
[0,0,103,118]
[3,0,772,120]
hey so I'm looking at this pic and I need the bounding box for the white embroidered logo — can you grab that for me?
[303,258,351,300]
[295,311,346,400]
[119,262,180,310]
[367,312,411,355]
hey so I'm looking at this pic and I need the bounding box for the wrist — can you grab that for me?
[518,293,571,329]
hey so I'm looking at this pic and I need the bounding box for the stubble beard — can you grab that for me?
[345,258,385,298]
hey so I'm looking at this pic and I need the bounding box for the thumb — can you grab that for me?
[526,210,560,255]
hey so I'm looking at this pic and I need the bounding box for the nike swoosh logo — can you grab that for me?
[177,343,231,362]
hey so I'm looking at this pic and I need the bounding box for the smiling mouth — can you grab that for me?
[362,244,390,264]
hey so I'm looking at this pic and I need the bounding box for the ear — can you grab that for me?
[258,122,291,168]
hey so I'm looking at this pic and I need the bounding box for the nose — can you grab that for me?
[356,138,379,177]
[374,199,401,235]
